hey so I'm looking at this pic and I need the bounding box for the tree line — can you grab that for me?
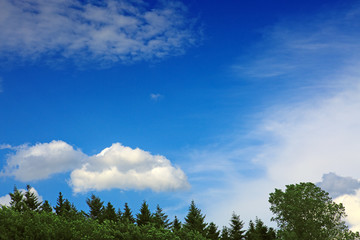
[0,182,359,239]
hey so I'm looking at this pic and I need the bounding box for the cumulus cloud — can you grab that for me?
[69,143,189,193]
[0,141,189,193]
[317,172,360,198]
[0,0,198,65]
[0,186,43,207]
[1,140,87,181]
[335,190,360,232]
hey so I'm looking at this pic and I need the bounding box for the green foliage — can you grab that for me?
[40,200,53,213]
[229,212,245,240]
[269,182,357,240]
[122,202,135,224]
[172,216,182,232]
[23,185,42,211]
[152,204,171,229]
[9,185,25,212]
[103,202,117,222]
[86,194,104,221]
[136,200,152,226]
[206,222,220,240]
[183,200,207,236]
[246,218,277,240]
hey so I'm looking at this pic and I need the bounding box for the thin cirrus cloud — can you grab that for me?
[0,0,199,65]
[186,2,360,229]
[0,141,189,193]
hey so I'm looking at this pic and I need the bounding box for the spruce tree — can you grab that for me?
[23,185,42,211]
[9,186,25,212]
[103,202,117,222]
[86,194,104,221]
[221,226,231,240]
[122,202,135,224]
[136,200,152,226]
[206,222,220,240]
[183,200,207,235]
[229,212,245,240]
[152,204,171,229]
[40,200,53,213]
[172,216,182,232]
[54,192,65,216]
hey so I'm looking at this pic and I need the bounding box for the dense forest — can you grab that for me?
[0,182,359,240]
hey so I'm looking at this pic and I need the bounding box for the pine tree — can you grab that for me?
[246,218,277,240]
[183,200,207,235]
[221,226,231,240]
[206,222,220,240]
[54,192,65,216]
[136,200,152,226]
[9,186,25,212]
[23,185,42,211]
[103,202,117,222]
[229,212,245,240]
[40,200,53,213]
[152,204,171,229]
[86,194,104,221]
[122,202,135,224]
[172,216,182,232]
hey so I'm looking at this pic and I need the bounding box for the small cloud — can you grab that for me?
[0,140,87,181]
[317,172,360,198]
[150,93,163,101]
[0,144,11,149]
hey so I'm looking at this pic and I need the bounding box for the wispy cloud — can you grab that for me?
[0,0,199,66]
[0,141,189,193]
[150,93,163,101]
[189,2,360,229]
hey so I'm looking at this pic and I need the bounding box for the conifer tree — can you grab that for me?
[136,200,152,226]
[152,204,171,229]
[183,200,207,235]
[122,202,135,224]
[229,212,245,240]
[221,226,231,240]
[9,186,25,212]
[172,216,182,232]
[103,202,117,222]
[40,200,53,213]
[206,222,220,240]
[23,185,42,211]
[54,192,65,216]
[86,194,104,221]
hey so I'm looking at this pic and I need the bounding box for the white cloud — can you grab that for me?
[335,190,360,232]
[1,141,189,193]
[317,172,360,198]
[0,140,87,181]
[150,93,163,101]
[0,0,198,65]
[0,186,43,207]
[69,143,189,193]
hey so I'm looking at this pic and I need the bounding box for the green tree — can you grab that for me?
[206,222,220,240]
[183,200,207,236]
[122,202,135,224]
[221,226,231,240]
[23,185,42,211]
[246,218,276,240]
[269,182,359,240]
[152,204,171,229]
[229,212,246,240]
[9,186,25,212]
[40,200,53,213]
[172,216,182,232]
[103,201,117,222]
[86,194,104,221]
[136,200,152,226]
[54,192,65,216]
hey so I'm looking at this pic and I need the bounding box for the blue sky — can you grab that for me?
[2,0,360,230]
